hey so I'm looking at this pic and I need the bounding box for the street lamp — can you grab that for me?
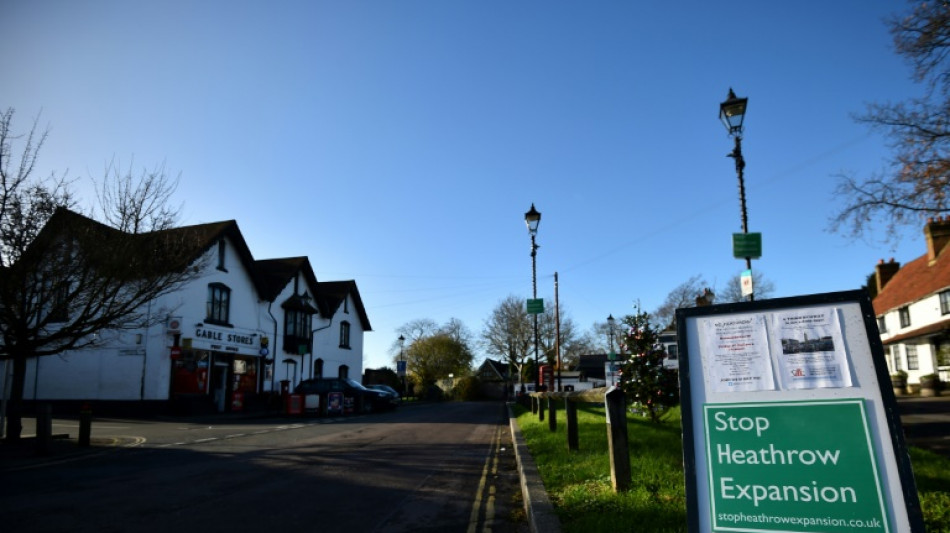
[524,203,541,390]
[398,334,406,397]
[720,88,755,301]
[607,314,616,360]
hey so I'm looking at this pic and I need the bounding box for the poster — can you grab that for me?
[770,308,852,390]
[700,314,776,393]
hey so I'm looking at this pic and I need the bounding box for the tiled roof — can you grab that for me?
[317,280,372,331]
[872,249,950,315]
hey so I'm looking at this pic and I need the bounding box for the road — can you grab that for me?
[0,402,528,533]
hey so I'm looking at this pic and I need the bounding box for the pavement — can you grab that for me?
[1,396,948,532]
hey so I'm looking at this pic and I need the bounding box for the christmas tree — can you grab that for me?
[618,310,679,423]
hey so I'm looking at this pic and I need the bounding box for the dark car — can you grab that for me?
[366,384,401,406]
[294,377,393,414]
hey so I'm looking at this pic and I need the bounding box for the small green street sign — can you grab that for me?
[733,232,762,259]
[704,400,887,532]
[526,298,544,314]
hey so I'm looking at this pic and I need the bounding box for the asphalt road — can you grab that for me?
[0,402,528,533]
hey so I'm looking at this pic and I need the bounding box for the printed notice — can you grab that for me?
[701,314,775,393]
[770,308,852,390]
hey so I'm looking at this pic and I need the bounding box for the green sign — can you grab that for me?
[526,298,544,314]
[733,232,762,259]
[704,400,888,532]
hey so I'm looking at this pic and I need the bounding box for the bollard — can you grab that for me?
[35,403,52,456]
[547,396,556,432]
[79,403,92,447]
[605,387,631,492]
[566,398,578,450]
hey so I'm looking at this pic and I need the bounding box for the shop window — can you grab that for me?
[314,358,324,378]
[877,316,887,334]
[339,364,349,379]
[339,321,351,348]
[941,290,950,315]
[906,345,919,370]
[206,283,231,325]
[899,306,911,328]
[217,240,227,271]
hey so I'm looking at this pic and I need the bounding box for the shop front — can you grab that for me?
[170,324,263,413]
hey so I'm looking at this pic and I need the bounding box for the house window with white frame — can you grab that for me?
[906,344,919,370]
[899,306,911,328]
[877,316,887,334]
[892,345,903,371]
[941,289,950,315]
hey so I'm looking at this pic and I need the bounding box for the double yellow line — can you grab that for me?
[467,425,504,533]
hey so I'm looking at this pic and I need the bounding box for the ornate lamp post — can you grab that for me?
[398,334,406,396]
[720,88,755,301]
[607,314,616,360]
[524,204,541,391]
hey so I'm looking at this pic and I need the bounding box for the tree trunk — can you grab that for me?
[4,353,27,441]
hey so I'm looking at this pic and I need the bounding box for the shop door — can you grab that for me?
[212,362,229,412]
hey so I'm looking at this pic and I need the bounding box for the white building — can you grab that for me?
[873,217,950,386]
[18,211,371,413]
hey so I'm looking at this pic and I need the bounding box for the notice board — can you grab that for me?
[675,290,923,532]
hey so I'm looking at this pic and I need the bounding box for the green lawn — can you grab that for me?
[514,403,950,532]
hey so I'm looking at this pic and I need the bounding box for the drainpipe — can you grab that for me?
[266,301,278,394]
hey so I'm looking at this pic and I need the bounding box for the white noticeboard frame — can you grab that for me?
[675,290,923,533]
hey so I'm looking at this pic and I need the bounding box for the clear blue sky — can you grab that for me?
[1,1,927,370]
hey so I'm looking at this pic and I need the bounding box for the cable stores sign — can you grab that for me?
[704,400,888,532]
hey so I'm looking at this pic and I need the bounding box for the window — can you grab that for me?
[339,364,349,379]
[906,344,919,370]
[893,346,903,371]
[899,306,911,328]
[314,358,324,378]
[877,316,887,334]
[48,283,69,323]
[941,290,950,315]
[283,308,312,354]
[666,344,678,360]
[217,240,227,271]
[206,283,231,325]
[339,321,351,348]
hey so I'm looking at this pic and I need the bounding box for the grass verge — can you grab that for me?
[514,403,950,532]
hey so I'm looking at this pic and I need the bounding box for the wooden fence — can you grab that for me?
[527,387,630,492]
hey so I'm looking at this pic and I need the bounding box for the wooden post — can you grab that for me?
[35,403,52,456]
[547,395,556,432]
[531,394,538,414]
[538,395,545,422]
[605,387,631,492]
[566,398,578,450]
[78,403,92,447]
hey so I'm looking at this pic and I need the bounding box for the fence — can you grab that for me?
[527,387,631,492]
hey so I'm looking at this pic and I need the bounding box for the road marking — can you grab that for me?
[467,426,502,533]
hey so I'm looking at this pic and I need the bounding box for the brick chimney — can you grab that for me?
[925,216,950,264]
[875,258,901,293]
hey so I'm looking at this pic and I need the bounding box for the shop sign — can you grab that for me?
[192,325,257,354]
[704,400,887,531]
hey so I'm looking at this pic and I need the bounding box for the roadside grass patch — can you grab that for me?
[514,403,950,533]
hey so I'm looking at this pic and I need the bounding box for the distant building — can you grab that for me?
[873,217,950,386]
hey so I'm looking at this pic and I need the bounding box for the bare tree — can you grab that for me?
[1,108,203,440]
[651,274,709,330]
[720,270,776,303]
[480,295,533,385]
[832,2,950,244]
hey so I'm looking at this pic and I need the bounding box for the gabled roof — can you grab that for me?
[316,280,372,331]
[254,257,320,307]
[873,251,950,315]
[478,358,511,380]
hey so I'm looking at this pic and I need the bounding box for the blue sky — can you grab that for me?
[1,1,928,370]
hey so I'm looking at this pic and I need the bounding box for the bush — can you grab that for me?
[452,376,481,401]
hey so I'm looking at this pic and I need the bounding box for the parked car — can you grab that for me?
[294,378,394,414]
[366,384,401,406]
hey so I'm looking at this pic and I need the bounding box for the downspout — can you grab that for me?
[267,301,278,394]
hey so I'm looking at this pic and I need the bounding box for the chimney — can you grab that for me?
[876,258,901,293]
[925,216,950,263]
